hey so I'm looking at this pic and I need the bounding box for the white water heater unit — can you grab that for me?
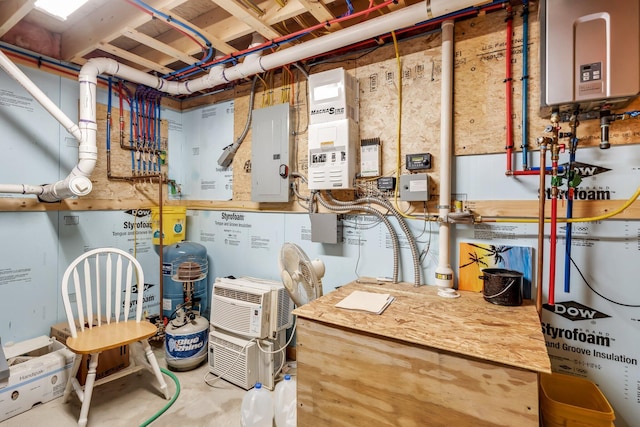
[540,0,640,117]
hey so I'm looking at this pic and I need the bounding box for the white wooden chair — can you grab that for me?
[61,247,170,427]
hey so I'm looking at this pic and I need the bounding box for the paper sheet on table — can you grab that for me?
[335,290,395,314]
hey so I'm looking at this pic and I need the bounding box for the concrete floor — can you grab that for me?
[2,342,274,427]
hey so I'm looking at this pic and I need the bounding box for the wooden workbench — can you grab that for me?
[292,280,551,427]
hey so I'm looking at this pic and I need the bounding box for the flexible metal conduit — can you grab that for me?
[324,192,422,287]
[316,193,402,284]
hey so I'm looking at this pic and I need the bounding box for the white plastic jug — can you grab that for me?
[274,374,297,427]
[240,382,274,427]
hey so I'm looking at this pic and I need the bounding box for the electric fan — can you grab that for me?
[278,243,325,307]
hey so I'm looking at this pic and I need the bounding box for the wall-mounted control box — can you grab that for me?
[308,68,360,190]
[308,67,359,125]
[405,153,432,171]
[377,177,396,191]
[399,173,429,201]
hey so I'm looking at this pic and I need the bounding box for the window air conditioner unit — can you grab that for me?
[210,276,293,339]
[208,328,285,390]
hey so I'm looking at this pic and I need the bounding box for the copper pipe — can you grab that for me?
[535,139,548,317]
[546,114,561,307]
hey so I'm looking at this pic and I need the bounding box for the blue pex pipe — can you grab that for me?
[521,0,529,169]
[564,138,578,293]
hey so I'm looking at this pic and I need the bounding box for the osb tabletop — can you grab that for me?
[293,280,551,374]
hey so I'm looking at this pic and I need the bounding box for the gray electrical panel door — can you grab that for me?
[251,103,293,202]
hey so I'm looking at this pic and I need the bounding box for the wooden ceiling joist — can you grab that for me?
[209,0,282,40]
[296,0,339,27]
[0,0,36,38]
[121,27,200,65]
[61,0,191,63]
[156,9,236,55]
[98,42,173,75]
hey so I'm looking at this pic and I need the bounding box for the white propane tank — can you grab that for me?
[165,309,209,371]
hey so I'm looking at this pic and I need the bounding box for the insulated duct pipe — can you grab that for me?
[434,20,455,288]
[0,0,485,202]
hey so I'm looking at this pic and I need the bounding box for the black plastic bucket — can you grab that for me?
[479,268,523,306]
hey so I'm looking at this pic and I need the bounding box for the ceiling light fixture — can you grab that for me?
[34,0,89,21]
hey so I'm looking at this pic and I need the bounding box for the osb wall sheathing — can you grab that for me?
[89,103,168,205]
[4,4,640,218]
[213,4,640,219]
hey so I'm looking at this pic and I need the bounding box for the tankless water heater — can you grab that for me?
[540,0,640,117]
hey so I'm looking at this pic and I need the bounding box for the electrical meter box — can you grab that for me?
[540,0,640,117]
[308,67,359,125]
[251,103,293,202]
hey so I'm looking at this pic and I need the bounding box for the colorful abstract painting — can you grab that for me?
[458,242,533,299]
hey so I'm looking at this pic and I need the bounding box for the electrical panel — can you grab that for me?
[540,0,640,117]
[251,103,293,202]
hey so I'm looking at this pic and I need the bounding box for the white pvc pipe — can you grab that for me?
[0,50,93,200]
[0,0,483,201]
[79,5,432,96]
[0,51,82,142]
[427,0,492,19]
[435,20,455,288]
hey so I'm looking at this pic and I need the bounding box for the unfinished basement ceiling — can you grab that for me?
[0,0,423,92]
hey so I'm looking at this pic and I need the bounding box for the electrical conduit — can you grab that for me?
[324,192,421,286]
[316,193,402,283]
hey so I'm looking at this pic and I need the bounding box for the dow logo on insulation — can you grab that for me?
[559,161,611,178]
[543,301,610,321]
[545,162,613,200]
[125,209,152,217]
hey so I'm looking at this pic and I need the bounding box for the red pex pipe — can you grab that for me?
[505,6,514,172]
[511,169,540,176]
[548,161,559,306]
